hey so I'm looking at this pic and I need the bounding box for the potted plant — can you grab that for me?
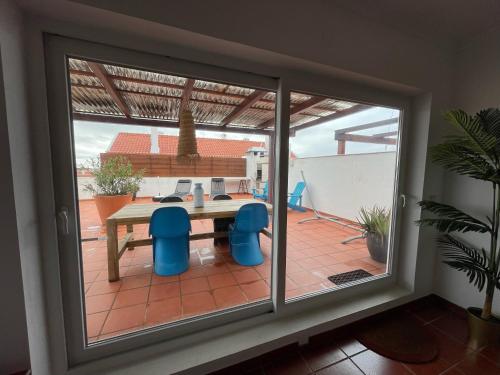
[358,206,390,263]
[417,108,500,349]
[83,156,144,224]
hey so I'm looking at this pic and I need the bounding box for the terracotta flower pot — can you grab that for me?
[94,194,132,225]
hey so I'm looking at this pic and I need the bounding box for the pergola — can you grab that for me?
[69,58,398,157]
[68,58,374,136]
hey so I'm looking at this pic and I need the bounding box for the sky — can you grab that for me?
[73,106,400,165]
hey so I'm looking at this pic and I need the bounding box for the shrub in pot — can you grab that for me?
[417,108,500,349]
[358,206,390,263]
[83,156,144,224]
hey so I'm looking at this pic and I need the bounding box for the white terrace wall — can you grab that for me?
[288,152,397,221]
[77,176,247,200]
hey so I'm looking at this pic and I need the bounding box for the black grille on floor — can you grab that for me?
[328,269,373,285]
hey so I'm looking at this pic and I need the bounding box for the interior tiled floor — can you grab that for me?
[209,295,500,375]
[79,195,386,342]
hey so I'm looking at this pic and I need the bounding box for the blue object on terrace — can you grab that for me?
[149,207,191,276]
[229,203,269,266]
[252,181,268,201]
[287,181,306,212]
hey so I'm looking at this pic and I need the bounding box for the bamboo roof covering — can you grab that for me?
[69,58,369,134]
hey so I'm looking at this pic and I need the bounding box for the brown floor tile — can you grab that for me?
[337,338,367,357]
[299,340,346,371]
[480,344,500,366]
[263,350,311,375]
[456,352,500,375]
[350,350,412,374]
[431,313,469,345]
[315,358,364,375]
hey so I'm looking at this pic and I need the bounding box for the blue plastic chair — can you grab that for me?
[287,181,306,212]
[229,203,269,266]
[149,207,191,276]
[252,181,268,201]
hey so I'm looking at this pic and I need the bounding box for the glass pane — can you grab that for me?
[285,92,400,301]
[68,58,275,343]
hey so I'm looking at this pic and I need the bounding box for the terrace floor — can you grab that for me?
[79,195,386,342]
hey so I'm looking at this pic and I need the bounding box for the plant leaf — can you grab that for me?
[444,109,496,158]
[417,200,491,233]
[429,140,499,182]
[437,235,489,292]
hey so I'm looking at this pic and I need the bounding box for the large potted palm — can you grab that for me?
[358,206,390,263]
[84,156,144,224]
[417,108,500,349]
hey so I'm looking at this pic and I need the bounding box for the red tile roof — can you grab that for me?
[107,133,264,158]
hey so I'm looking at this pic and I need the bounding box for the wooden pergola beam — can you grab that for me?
[220,90,266,126]
[372,130,398,138]
[292,104,372,132]
[180,78,195,113]
[257,96,325,129]
[72,112,272,135]
[335,133,397,145]
[334,118,399,136]
[87,62,131,117]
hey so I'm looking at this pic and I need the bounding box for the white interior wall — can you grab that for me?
[432,30,500,314]
[288,153,396,221]
[0,0,32,373]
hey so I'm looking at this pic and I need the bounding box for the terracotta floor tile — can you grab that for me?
[181,277,210,295]
[85,293,116,314]
[213,286,248,308]
[239,280,270,301]
[120,274,152,290]
[179,267,206,280]
[233,268,261,284]
[113,287,149,309]
[101,304,146,334]
[145,297,182,326]
[287,270,324,287]
[124,264,153,277]
[149,282,180,302]
[86,280,122,296]
[350,350,412,374]
[182,291,216,316]
[315,358,364,375]
[208,273,237,289]
[151,273,179,285]
[86,311,108,338]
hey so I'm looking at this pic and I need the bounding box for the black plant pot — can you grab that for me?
[366,232,388,263]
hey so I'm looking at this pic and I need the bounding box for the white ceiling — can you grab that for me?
[332,0,500,50]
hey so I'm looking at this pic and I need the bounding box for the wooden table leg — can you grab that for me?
[107,219,120,281]
[126,224,134,251]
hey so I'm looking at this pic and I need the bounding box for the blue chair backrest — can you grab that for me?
[291,181,305,197]
[149,207,191,238]
[234,203,269,233]
[263,181,269,195]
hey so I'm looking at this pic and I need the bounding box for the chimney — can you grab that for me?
[150,127,159,153]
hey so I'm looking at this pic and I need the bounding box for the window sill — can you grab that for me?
[69,285,413,375]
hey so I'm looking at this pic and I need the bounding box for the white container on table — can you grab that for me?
[193,183,204,208]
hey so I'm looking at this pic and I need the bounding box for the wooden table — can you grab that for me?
[106,199,272,281]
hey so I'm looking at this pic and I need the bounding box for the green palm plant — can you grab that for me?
[417,108,500,320]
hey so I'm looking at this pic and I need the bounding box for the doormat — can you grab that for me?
[328,269,373,285]
[356,315,439,363]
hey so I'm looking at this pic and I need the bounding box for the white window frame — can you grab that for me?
[44,35,411,367]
